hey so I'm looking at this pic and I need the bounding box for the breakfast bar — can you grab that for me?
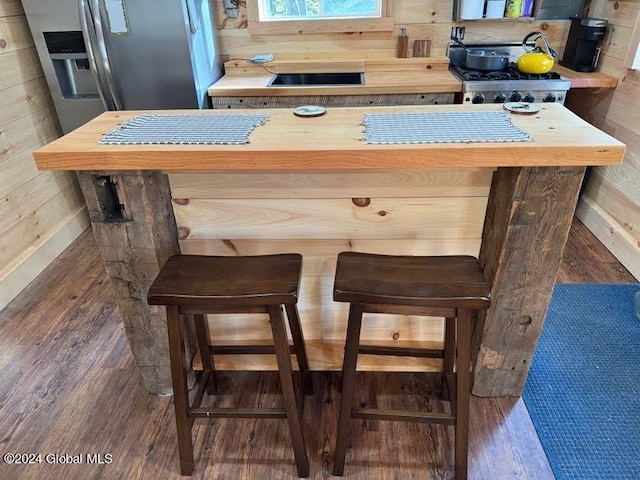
[32,103,625,397]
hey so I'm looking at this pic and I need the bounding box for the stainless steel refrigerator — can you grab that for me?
[21,0,221,134]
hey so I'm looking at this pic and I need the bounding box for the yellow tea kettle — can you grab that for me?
[517,31,557,74]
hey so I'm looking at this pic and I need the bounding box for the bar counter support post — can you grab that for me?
[472,166,586,397]
[77,170,182,395]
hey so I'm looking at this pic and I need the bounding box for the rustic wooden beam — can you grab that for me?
[472,166,586,397]
[77,171,181,394]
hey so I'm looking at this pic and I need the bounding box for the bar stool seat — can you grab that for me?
[148,254,313,478]
[332,252,491,480]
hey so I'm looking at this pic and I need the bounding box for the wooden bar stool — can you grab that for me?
[147,254,313,478]
[331,252,490,480]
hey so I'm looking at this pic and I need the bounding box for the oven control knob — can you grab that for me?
[523,93,535,103]
[543,93,557,103]
[510,92,522,102]
[472,94,485,104]
[494,93,507,103]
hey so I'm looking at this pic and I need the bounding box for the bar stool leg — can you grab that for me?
[166,306,195,475]
[455,308,472,480]
[442,316,456,401]
[284,304,314,395]
[193,313,217,394]
[268,305,310,478]
[332,303,365,476]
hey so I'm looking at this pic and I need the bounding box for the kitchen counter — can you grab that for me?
[32,104,625,398]
[208,57,461,96]
[35,104,623,170]
[207,57,619,98]
[553,64,618,89]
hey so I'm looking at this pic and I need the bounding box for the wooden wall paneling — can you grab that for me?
[576,196,640,279]
[0,170,76,235]
[218,29,396,56]
[173,197,488,240]
[248,17,395,35]
[0,47,42,89]
[0,0,23,17]
[0,81,53,127]
[0,204,87,311]
[601,24,635,61]
[0,14,34,53]
[0,148,48,199]
[583,170,639,238]
[623,10,640,68]
[168,169,493,199]
[603,81,640,136]
[0,107,61,163]
[589,0,640,29]
[392,0,454,24]
[217,21,571,58]
[0,181,85,271]
[595,52,629,77]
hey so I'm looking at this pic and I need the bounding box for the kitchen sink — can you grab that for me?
[267,72,365,87]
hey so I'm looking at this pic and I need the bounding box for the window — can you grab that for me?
[258,0,382,21]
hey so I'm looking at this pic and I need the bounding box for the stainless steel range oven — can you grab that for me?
[448,42,571,105]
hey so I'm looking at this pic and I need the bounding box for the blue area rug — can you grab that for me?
[523,284,640,480]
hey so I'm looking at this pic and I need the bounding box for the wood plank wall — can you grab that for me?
[213,0,572,59]
[568,2,640,280]
[169,169,493,370]
[0,2,89,310]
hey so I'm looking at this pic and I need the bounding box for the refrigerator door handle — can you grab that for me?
[184,0,198,34]
[89,0,123,110]
[79,0,113,110]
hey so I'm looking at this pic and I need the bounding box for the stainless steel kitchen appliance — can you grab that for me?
[21,0,222,134]
[448,32,571,105]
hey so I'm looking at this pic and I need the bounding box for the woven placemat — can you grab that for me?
[99,114,268,145]
[362,111,532,144]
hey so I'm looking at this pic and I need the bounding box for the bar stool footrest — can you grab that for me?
[189,407,287,419]
[358,345,444,358]
[352,408,456,425]
[209,344,295,355]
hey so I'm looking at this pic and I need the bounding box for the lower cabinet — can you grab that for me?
[210,93,455,109]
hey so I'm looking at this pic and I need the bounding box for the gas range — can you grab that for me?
[448,42,571,105]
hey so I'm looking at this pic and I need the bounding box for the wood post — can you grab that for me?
[472,166,586,397]
[77,171,181,394]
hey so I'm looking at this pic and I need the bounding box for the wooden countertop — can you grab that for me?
[207,58,618,96]
[33,104,625,171]
[553,65,618,89]
[208,58,462,96]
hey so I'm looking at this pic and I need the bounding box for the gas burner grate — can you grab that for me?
[451,63,562,82]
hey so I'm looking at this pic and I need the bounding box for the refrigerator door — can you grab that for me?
[21,0,106,133]
[21,0,221,134]
[93,0,221,110]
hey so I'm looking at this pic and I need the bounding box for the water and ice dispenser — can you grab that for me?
[43,31,99,99]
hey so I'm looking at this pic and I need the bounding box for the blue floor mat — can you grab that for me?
[523,284,640,480]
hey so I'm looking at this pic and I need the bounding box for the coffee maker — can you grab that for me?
[560,18,608,72]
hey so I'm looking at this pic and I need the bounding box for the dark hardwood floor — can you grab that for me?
[0,217,635,480]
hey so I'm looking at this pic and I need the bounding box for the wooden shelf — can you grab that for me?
[553,64,618,89]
